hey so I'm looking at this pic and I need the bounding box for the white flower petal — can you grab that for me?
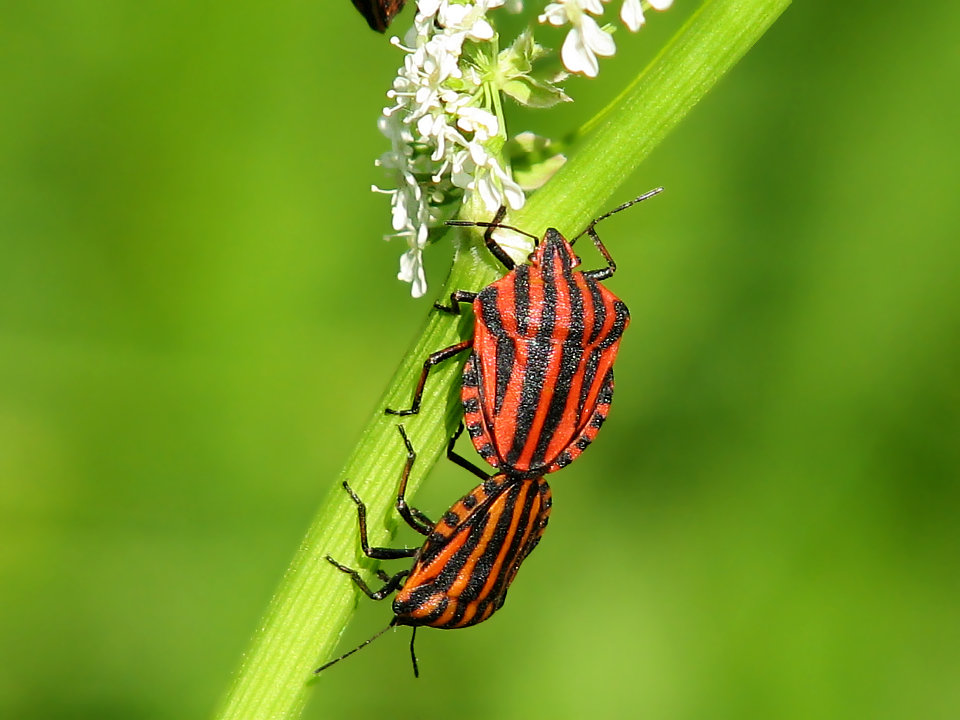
[501,174,526,209]
[417,0,442,18]
[581,15,616,57]
[469,17,495,41]
[582,0,607,15]
[416,113,435,138]
[538,3,569,26]
[476,174,501,213]
[468,141,489,165]
[561,27,600,77]
[620,0,645,32]
[390,195,409,231]
[398,249,428,298]
[456,106,500,138]
[439,4,469,26]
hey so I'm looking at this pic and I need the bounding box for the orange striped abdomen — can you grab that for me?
[392,475,551,629]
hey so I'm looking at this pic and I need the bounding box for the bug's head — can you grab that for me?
[530,228,580,273]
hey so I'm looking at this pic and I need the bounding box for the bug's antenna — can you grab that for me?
[446,206,537,270]
[572,187,664,244]
[446,220,539,243]
[314,620,396,674]
[409,627,420,678]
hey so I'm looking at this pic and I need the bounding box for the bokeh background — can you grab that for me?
[2,2,958,718]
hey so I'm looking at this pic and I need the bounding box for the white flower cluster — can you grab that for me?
[374,0,673,296]
[376,0,525,297]
[539,0,674,78]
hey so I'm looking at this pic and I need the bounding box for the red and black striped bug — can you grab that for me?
[386,188,663,476]
[351,0,406,33]
[316,425,551,676]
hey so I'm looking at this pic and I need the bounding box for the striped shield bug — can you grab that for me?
[317,425,551,676]
[386,188,663,476]
[351,0,406,33]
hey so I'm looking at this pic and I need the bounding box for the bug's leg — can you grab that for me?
[341,481,418,560]
[326,556,410,600]
[409,627,420,678]
[580,225,617,282]
[385,339,473,416]
[445,422,492,482]
[393,425,434,535]
[479,206,515,270]
[447,205,540,271]
[434,289,478,315]
[575,187,664,280]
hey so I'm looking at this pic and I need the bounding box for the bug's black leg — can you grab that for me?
[574,187,663,280]
[447,205,540,271]
[434,289,478,315]
[580,225,616,282]
[480,206,516,270]
[409,626,420,678]
[342,481,419,560]
[385,340,473,416]
[393,426,434,535]
[326,556,410,600]
[445,422,492,482]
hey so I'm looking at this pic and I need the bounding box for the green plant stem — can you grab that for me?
[213,1,790,718]
[513,0,790,236]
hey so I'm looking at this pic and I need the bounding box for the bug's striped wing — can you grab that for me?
[392,475,551,629]
[465,235,630,474]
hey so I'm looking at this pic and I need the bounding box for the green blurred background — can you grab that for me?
[2,2,958,718]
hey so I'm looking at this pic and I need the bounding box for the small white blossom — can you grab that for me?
[370,0,671,296]
[455,106,500,141]
[619,0,644,31]
[439,0,501,41]
[539,0,615,78]
[560,12,614,77]
[375,0,526,296]
[416,0,443,17]
[540,0,672,76]
[620,0,674,32]
[398,246,428,298]
[476,157,526,211]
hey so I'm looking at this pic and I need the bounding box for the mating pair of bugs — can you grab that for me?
[318,188,663,675]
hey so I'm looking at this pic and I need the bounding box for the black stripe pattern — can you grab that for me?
[466,231,630,475]
[393,475,551,629]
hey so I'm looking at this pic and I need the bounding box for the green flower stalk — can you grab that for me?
[213,1,791,718]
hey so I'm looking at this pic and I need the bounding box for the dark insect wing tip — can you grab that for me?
[351,0,386,32]
[351,0,406,33]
